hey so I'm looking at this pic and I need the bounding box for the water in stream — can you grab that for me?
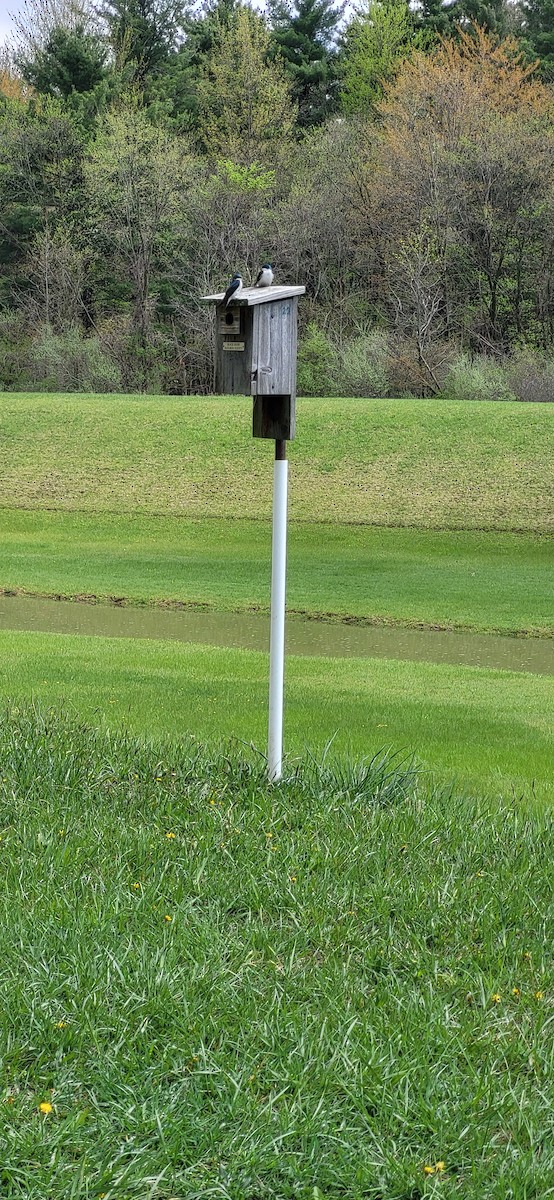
[0,593,552,675]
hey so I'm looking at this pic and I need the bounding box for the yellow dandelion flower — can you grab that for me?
[289,875,297,882]
[39,1102,53,1114]
[165,831,175,839]
[435,1161,446,1172]
[55,1020,67,1029]
[476,870,484,877]
[423,1165,435,1175]
[535,990,544,1000]
[492,993,501,1003]
[164,914,172,922]
[512,987,520,997]
[132,882,141,889]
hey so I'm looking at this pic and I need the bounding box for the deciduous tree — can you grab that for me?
[197,5,296,163]
[339,0,414,114]
[358,28,554,353]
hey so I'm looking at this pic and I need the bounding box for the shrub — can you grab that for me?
[297,322,338,396]
[27,326,121,393]
[507,348,554,403]
[337,329,389,397]
[0,310,29,390]
[441,353,515,403]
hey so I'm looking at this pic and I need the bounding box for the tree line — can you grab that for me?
[1,0,554,399]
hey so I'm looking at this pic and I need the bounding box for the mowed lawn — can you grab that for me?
[0,391,552,801]
[0,510,552,635]
[0,391,552,529]
[0,630,552,803]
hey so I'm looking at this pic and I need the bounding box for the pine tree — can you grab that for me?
[518,0,554,74]
[97,0,189,79]
[17,24,107,96]
[414,0,508,40]
[268,0,342,126]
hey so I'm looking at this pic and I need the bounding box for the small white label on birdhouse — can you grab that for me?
[223,341,245,351]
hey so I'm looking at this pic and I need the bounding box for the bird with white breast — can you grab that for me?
[254,263,274,288]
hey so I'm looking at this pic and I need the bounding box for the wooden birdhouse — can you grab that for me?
[202,285,305,441]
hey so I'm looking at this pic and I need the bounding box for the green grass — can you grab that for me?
[0,630,551,802]
[1,707,553,1199]
[1,510,552,635]
[1,392,553,530]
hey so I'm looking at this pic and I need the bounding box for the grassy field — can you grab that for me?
[0,510,552,635]
[1,707,553,1199]
[0,630,551,802]
[0,391,551,801]
[0,396,552,1195]
[0,392,552,530]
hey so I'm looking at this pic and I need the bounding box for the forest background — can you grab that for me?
[1,0,554,400]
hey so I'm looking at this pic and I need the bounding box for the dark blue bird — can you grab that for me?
[223,272,243,307]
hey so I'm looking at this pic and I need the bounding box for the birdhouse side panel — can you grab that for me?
[251,299,298,397]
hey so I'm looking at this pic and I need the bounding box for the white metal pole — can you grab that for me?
[268,443,288,782]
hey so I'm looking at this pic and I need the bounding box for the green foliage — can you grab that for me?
[217,157,276,191]
[0,99,85,302]
[339,0,415,114]
[27,326,121,392]
[298,325,390,396]
[197,5,296,162]
[441,353,516,403]
[297,320,337,394]
[338,328,390,395]
[85,104,191,353]
[414,0,508,39]
[16,23,108,97]
[268,0,341,125]
[0,310,29,390]
[518,0,554,73]
[97,0,190,81]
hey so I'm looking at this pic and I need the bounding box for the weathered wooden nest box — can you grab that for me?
[202,285,305,440]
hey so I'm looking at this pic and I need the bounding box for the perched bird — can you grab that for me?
[254,263,274,288]
[223,272,243,307]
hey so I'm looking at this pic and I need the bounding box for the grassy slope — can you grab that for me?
[0,510,552,634]
[1,709,553,1199]
[0,392,553,529]
[0,630,551,802]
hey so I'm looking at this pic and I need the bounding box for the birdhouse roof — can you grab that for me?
[202,285,305,306]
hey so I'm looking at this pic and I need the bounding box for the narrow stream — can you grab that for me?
[0,593,552,675]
